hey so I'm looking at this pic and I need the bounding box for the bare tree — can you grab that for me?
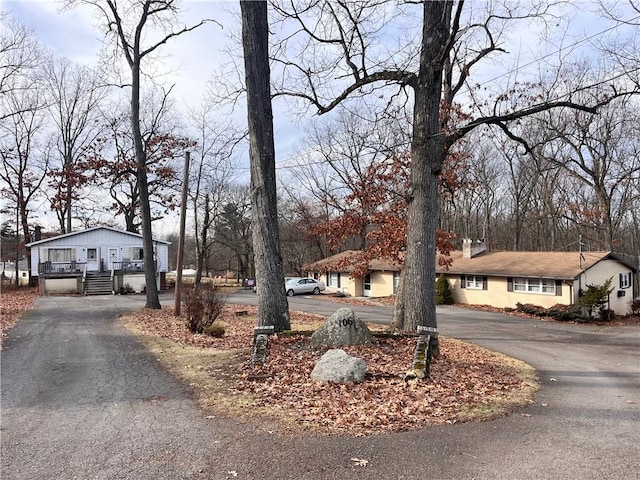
[532,95,640,250]
[0,13,44,116]
[67,0,213,308]
[188,105,243,284]
[43,57,107,233]
[214,188,254,281]
[0,81,50,251]
[286,105,411,250]
[241,0,290,331]
[89,98,194,234]
[270,0,630,333]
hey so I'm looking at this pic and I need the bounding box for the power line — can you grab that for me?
[464,14,640,94]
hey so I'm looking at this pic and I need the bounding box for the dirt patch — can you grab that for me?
[121,304,538,436]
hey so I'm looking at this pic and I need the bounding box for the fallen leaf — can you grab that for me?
[351,458,369,467]
[117,302,540,435]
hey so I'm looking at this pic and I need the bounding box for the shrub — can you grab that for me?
[599,309,615,322]
[435,274,454,305]
[203,324,226,337]
[547,305,582,322]
[630,299,640,315]
[182,285,226,334]
[515,303,546,316]
[515,302,584,321]
[579,277,613,319]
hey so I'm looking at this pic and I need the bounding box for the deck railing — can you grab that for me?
[38,260,156,275]
[112,260,145,272]
[38,261,86,275]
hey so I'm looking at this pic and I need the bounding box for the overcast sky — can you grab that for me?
[3,0,638,237]
[2,0,306,168]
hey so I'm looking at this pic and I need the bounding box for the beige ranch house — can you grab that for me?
[306,239,637,315]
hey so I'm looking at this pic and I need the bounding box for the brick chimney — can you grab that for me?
[462,238,487,259]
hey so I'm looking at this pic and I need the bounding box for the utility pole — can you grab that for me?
[15,205,19,287]
[174,151,190,316]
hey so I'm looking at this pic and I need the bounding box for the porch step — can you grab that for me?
[84,272,113,295]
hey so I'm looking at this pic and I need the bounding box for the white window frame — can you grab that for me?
[465,275,484,289]
[48,248,73,262]
[620,272,631,289]
[327,272,340,288]
[393,271,400,294]
[87,248,97,261]
[514,277,555,294]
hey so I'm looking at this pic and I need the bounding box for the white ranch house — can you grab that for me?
[26,227,170,295]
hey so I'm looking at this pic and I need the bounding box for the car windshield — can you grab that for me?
[285,278,300,284]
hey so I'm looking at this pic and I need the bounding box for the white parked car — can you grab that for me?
[285,277,326,296]
[253,277,293,293]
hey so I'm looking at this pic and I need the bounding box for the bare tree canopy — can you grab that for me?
[267,0,638,332]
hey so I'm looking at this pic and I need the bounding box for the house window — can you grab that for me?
[513,277,556,294]
[393,271,400,294]
[619,272,631,289]
[48,248,73,262]
[87,248,97,261]
[132,248,144,261]
[465,275,484,289]
[327,272,340,288]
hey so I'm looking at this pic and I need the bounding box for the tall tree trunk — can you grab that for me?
[393,1,447,338]
[195,194,210,285]
[131,61,160,309]
[241,0,290,331]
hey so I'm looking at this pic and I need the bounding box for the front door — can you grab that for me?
[86,247,99,271]
[363,273,371,297]
[108,248,119,271]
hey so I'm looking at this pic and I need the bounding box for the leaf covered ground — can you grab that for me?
[122,304,538,435]
[0,287,37,347]
[0,289,540,435]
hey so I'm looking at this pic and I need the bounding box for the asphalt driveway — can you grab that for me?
[1,293,639,479]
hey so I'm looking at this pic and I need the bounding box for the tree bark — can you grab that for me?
[393,1,448,338]
[241,0,290,332]
[130,60,161,309]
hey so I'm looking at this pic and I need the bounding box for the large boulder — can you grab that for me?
[310,307,374,347]
[311,349,367,384]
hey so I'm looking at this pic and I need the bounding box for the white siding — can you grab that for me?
[577,259,634,315]
[28,228,170,275]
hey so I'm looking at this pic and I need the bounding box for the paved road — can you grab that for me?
[2,293,639,479]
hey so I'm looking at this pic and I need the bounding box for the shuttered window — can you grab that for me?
[328,272,340,288]
[620,272,631,289]
[555,280,562,296]
[464,275,486,290]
